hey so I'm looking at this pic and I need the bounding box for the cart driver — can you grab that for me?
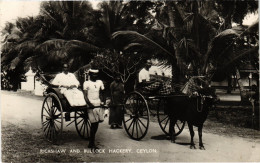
[138,60,173,95]
[83,68,106,150]
[52,63,86,106]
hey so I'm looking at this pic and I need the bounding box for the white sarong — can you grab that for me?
[63,88,87,106]
[87,101,104,123]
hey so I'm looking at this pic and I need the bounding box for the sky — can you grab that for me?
[0,1,41,29]
[0,1,100,30]
[0,1,258,30]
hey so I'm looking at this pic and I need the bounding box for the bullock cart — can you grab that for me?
[123,76,216,141]
[123,91,187,140]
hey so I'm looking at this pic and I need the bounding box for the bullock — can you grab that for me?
[166,77,218,150]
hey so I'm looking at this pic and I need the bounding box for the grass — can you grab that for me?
[1,121,82,162]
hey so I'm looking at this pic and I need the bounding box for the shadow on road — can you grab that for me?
[151,134,191,146]
[151,134,169,140]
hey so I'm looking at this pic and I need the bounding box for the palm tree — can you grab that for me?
[112,1,259,93]
[86,1,154,48]
[85,1,154,86]
[39,1,95,40]
[1,17,40,71]
[1,1,102,74]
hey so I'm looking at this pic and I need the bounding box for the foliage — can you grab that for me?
[112,1,259,86]
[0,1,258,94]
[39,1,95,40]
[1,1,100,73]
[92,50,145,84]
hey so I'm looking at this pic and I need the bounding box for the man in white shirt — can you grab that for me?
[138,60,174,95]
[83,69,105,149]
[138,60,163,94]
[139,66,150,83]
[52,64,86,106]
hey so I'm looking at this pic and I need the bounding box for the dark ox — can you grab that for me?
[166,87,217,150]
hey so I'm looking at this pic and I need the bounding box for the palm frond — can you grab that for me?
[65,40,101,53]
[112,31,173,57]
[122,43,142,51]
[32,39,101,72]
[220,46,259,69]
[10,57,21,70]
[36,39,67,52]
[15,40,38,51]
[240,21,259,36]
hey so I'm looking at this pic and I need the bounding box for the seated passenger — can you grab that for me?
[52,63,86,106]
[138,60,174,95]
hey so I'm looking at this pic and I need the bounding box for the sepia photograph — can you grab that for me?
[0,0,259,162]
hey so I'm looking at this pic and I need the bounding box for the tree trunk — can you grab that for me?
[227,76,232,94]
[223,3,234,29]
[192,1,200,51]
[167,2,175,27]
[235,68,247,102]
[167,2,181,91]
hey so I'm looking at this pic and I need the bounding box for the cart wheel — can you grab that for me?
[123,92,150,140]
[41,93,63,144]
[157,99,185,136]
[75,111,91,140]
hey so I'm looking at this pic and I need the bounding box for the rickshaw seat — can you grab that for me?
[45,87,88,111]
[45,87,71,111]
[46,87,65,99]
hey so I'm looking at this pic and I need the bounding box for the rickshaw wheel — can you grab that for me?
[123,91,150,140]
[157,99,185,136]
[41,93,63,144]
[75,111,91,140]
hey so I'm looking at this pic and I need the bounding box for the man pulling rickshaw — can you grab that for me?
[39,63,106,150]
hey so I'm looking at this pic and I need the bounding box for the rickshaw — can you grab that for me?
[37,71,107,144]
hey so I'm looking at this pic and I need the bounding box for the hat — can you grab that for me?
[146,60,152,65]
[89,69,99,73]
[63,64,69,68]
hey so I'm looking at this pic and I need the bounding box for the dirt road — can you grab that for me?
[1,90,260,162]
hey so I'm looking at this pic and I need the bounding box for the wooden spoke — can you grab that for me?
[159,115,168,124]
[75,111,90,140]
[131,119,136,137]
[54,122,60,131]
[163,117,170,130]
[45,99,51,110]
[42,115,50,118]
[136,119,144,136]
[76,118,84,125]
[66,119,75,127]
[43,107,51,116]
[41,93,63,144]
[46,123,51,138]
[42,120,49,127]
[176,122,181,130]
[79,120,85,133]
[125,117,133,123]
[53,106,58,115]
[43,122,50,132]
[127,119,134,131]
[137,118,147,129]
[82,122,87,137]
[136,119,139,138]
[54,119,61,123]
[55,113,62,117]
[123,92,150,140]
